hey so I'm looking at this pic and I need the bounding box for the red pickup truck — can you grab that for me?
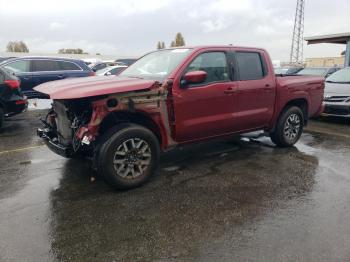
[35,46,324,189]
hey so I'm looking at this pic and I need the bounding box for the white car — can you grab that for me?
[96,65,128,76]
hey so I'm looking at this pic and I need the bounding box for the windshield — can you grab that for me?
[326,67,350,83]
[297,68,328,76]
[120,49,192,81]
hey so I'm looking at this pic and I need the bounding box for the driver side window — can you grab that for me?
[185,52,230,86]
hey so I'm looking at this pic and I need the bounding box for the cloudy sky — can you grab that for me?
[0,0,349,60]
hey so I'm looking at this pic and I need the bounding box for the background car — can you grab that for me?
[0,57,95,98]
[96,65,128,76]
[0,67,27,128]
[114,58,138,66]
[274,66,303,75]
[0,57,16,63]
[323,67,350,118]
[297,67,341,78]
[90,61,119,72]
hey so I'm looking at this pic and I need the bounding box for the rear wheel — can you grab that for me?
[0,107,4,129]
[97,124,160,190]
[270,106,304,147]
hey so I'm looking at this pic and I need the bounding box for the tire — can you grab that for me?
[270,106,304,147]
[0,107,4,129]
[97,124,160,190]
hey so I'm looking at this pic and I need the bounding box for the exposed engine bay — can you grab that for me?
[39,98,95,157]
[37,84,176,158]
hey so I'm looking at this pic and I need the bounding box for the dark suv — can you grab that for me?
[0,57,95,98]
[0,67,27,128]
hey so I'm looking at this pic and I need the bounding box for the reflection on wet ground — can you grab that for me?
[0,111,350,261]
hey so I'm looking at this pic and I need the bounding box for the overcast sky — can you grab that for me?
[0,0,349,60]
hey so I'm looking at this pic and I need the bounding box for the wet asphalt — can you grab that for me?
[0,111,350,262]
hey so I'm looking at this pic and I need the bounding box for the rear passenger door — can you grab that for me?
[233,51,275,131]
[31,59,64,86]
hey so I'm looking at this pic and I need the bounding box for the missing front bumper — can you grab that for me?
[37,128,73,158]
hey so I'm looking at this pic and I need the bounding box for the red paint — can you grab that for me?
[183,70,207,84]
[34,76,156,99]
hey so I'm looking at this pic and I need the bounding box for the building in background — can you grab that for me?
[305,32,350,67]
[305,56,345,67]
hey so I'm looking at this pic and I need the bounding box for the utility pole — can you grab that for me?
[289,0,305,65]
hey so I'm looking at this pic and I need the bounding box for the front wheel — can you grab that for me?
[270,106,304,147]
[97,124,160,190]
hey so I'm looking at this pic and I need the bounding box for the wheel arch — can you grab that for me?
[283,98,309,124]
[98,110,164,147]
[270,98,309,133]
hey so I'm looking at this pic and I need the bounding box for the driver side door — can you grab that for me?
[172,50,238,142]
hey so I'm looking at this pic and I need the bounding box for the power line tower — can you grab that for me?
[289,0,305,65]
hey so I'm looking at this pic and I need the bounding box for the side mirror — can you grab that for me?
[105,72,112,76]
[182,70,207,86]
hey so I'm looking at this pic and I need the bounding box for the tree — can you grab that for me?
[174,32,185,47]
[169,33,185,47]
[6,41,29,52]
[157,41,166,49]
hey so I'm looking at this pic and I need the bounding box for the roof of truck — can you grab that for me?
[164,45,266,51]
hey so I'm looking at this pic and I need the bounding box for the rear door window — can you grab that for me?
[4,60,30,73]
[236,52,265,80]
[58,61,81,71]
[32,60,61,72]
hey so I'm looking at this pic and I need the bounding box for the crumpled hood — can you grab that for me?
[325,82,350,96]
[34,76,157,99]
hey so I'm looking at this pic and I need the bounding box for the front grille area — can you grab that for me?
[324,96,350,103]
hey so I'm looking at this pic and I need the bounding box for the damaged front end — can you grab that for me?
[37,81,175,159]
[38,98,95,158]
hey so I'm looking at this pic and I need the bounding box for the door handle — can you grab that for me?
[263,84,272,91]
[224,87,238,94]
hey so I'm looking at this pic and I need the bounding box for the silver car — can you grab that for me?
[323,67,350,118]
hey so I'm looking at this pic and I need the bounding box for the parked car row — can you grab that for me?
[0,55,136,128]
[0,67,27,128]
[84,58,138,72]
[0,57,95,98]
[296,67,342,78]
[275,66,341,78]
